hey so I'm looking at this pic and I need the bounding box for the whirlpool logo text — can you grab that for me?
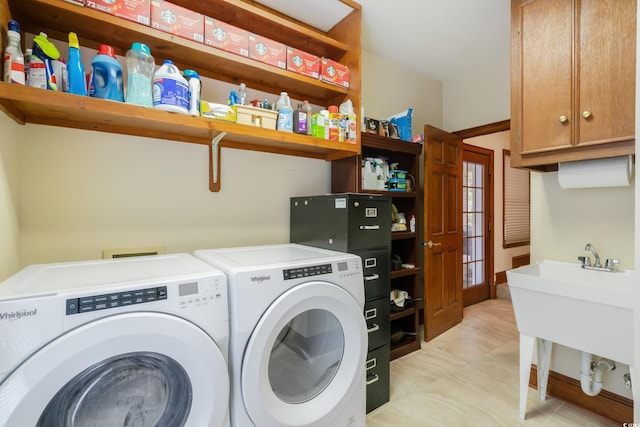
[250,275,271,283]
[0,308,37,322]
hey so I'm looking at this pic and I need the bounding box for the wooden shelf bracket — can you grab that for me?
[209,132,227,192]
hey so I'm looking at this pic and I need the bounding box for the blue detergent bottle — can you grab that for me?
[66,32,87,96]
[89,44,124,101]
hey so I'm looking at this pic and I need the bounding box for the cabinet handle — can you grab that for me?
[582,110,592,119]
[366,374,380,385]
[367,323,380,334]
[559,115,568,124]
[364,274,380,281]
[359,225,380,230]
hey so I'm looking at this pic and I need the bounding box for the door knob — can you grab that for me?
[423,241,442,248]
[582,110,592,119]
[559,115,568,124]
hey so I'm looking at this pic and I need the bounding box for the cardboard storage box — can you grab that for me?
[205,17,249,57]
[151,0,204,43]
[248,34,286,69]
[234,105,278,129]
[286,47,320,78]
[85,0,151,26]
[320,57,350,88]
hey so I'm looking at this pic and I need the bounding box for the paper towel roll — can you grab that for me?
[557,155,634,189]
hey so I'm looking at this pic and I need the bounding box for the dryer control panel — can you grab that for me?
[66,286,168,315]
[283,264,332,280]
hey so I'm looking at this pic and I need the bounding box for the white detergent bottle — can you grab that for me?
[276,91,293,132]
[153,59,189,114]
[3,20,25,85]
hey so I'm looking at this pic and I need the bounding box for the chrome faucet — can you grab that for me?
[579,243,619,272]
[584,243,601,268]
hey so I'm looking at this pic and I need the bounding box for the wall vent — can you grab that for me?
[103,246,166,259]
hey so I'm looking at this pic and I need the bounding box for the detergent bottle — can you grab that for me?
[66,32,87,96]
[276,92,293,132]
[3,20,25,85]
[28,32,60,90]
[153,59,189,114]
[89,44,124,101]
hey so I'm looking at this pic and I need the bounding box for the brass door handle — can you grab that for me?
[424,241,442,248]
[559,115,568,124]
[582,111,592,119]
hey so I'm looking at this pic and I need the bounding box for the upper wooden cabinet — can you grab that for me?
[0,0,361,191]
[510,0,636,170]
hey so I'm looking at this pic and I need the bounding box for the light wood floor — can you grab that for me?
[366,299,619,426]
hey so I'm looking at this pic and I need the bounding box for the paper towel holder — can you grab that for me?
[557,155,634,189]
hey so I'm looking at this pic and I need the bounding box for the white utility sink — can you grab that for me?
[506,260,636,420]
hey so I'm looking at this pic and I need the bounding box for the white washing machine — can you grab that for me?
[0,253,230,427]
[194,243,367,427]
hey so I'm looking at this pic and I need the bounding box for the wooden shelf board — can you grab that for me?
[391,231,418,240]
[361,132,424,155]
[0,83,360,160]
[390,267,420,279]
[390,306,417,321]
[390,339,421,361]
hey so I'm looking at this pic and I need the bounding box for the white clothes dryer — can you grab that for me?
[0,253,230,427]
[194,243,367,427]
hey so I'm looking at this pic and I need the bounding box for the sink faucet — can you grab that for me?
[584,243,601,268]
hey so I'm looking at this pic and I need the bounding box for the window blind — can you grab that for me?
[503,151,530,248]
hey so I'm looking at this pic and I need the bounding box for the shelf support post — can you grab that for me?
[209,132,226,192]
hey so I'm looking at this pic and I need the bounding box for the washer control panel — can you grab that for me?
[66,286,167,315]
[283,263,332,280]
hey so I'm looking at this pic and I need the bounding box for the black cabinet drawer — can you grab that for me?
[365,344,390,413]
[352,248,389,301]
[364,296,390,351]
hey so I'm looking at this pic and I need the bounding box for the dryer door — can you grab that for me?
[0,312,229,427]
[242,280,367,427]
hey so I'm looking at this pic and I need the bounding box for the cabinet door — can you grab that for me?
[577,0,636,146]
[518,0,574,154]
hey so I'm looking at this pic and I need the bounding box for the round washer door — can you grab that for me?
[0,312,229,427]
[241,280,367,427]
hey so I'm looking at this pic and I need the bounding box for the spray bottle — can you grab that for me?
[28,32,60,90]
[66,32,87,96]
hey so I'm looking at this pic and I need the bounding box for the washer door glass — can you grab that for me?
[269,309,343,404]
[37,352,191,427]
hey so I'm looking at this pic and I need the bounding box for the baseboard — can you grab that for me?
[495,271,507,285]
[529,365,633,423]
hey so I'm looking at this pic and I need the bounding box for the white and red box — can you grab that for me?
[204,17,249,57]
[286,47,320,78]
[248,33,286,69]
[85,0,151,26]
[320,57,350,88]
[151,0,204,43]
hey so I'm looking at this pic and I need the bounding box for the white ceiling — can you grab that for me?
[260,0,511,82]
[357,0,511,82]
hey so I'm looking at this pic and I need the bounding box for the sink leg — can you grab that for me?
[520,333,535,420]
[536,338,553,401]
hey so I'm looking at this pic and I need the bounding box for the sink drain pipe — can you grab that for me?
[580,352,616,396]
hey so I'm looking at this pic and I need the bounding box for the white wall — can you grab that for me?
[0,113,20,281]
[362,50,443,133]
[464,130,530,277]
[442,56,510,132]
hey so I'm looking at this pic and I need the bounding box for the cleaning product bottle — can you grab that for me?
[28,32,60,90]
[3,19,25,85]
[227,90,238,106]
[328,105,339,140]
[292,103,307,134]
[276,91,293,132]
[183,69,201,117]
[66,33,87,96]
[24,48,32,85]
[153,59,189,114]
[302,100,312,135]
[125,42,154,107]
[238,82,247,105]
[89,44,124,101]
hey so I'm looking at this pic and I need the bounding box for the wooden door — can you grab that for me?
[516,0,573,154]
[423,125,463,341]
[577,0,636,146]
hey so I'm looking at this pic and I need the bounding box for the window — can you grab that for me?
[503,150,530,248]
